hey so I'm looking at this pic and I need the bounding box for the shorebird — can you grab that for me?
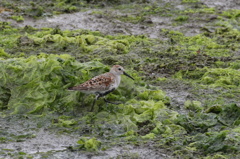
[68,65,134,111]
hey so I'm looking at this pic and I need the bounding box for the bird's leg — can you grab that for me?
[90,94,100,112]
[101,88,115,97]
[90,88,123,111]
[101,88,122,105]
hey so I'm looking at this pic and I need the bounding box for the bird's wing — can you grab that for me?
[69,73,115,92]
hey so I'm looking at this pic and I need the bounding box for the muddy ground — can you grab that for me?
[0,115,169,158]
[1,0,239,39]
[0,0,240,158]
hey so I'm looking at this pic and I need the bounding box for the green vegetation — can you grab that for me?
[174,15,189,22]
[76,137,101,151]
[1,0,240,158]
[11,16,24,22]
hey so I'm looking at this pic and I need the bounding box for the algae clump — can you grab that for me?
[0,54,108,114]
[76,137,101,151]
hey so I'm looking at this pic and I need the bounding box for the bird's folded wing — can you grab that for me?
[69,73,115,91]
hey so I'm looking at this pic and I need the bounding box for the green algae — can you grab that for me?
[0,22,20,50]
[0,50,176,144]
[141,132,155,140]
[0,0,86,18]
[218,103,240,126]
[0,48,10,58]
[58,117,78,127]
[161,29,238,57]
[0,54,109,114]
[1,1,240,158]
[0,25,151,62]
[179,67,240,89]
[76,137,101,151]
[173,102,240,157]
[190,130,239,154]
[117,15,145,24]
[221,9,240,19]
[139,22,240,81]
[205,105,222,114]
[174,15,189,22]
[184,100,203,112]
[11,15,24,22]
[183,7,215,14]
[1,28,240,157]
[70,86,182,142]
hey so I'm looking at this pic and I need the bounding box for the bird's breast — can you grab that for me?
[114,75,121,88]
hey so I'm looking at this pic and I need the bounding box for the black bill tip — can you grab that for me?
[123,72,134,80]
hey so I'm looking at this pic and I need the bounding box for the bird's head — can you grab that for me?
[110,65,134,80]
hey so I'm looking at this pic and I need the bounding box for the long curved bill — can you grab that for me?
[123,71,134,80]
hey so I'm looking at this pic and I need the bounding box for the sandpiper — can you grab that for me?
[68,65,134,111]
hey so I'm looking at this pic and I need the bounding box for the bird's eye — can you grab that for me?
[118,68,121,71]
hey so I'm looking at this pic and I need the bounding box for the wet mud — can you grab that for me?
[1,0,239,39]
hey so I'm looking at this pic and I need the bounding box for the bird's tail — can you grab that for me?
[68,85,84,91]
[68,86,77,90]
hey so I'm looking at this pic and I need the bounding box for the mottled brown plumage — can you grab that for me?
[68,65,134,111]
[69,73,115,93]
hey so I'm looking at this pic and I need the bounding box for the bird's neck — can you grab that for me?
[114,74,121,88]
